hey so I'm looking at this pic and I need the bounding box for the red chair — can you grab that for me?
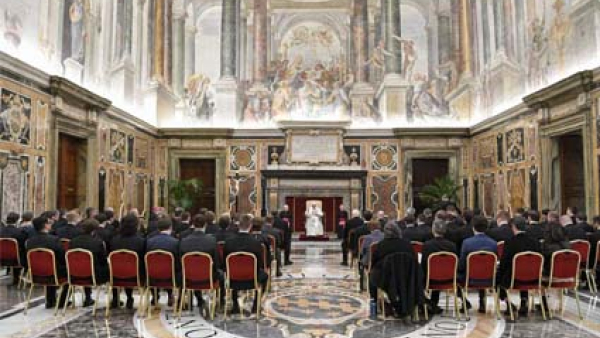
[570,240,593,291]
[179,252,220,319]
[225,252,262,319]
[144,250,178,318]
[543,250,582,319]
[592,242,599,294]
[60,239,70,252]
[460,251,499,318]
[65,249,107,316]
[107,250,145,317]
[502,252,545,321]
[497,241,505,260]
[25,248,68,315]
[424,252,460,320]
[0,238,25,288]
[411,241,424,254]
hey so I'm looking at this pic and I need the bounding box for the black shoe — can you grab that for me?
[111,301,124,309]
[518,302,528,316]
[504,303,517,316]
[83,299,95,308]
[126,298,134,310]
[45,302,56,309]
[478,302,486,314]
[230,306,241,315]
[429,305,443,315]
[57,301,72,309]
[285,261,293,266]
[340,262,348,266]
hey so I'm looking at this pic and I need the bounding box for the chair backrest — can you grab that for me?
[548,249,580,289]
[226,252,258,288]
[27,248,59,286]
[465,251,497,289]
[570,240,590,268]
[66,249,96,286]
[145,250,176,289]
[497,241,505,260]
[0,238,20,267]
[182,252,215,290]
[510,251,544,289]
[411,241,424,254]
[367,242,378,271]
[108,250,141,288]
[425,252,458,290]
[594,241,600,271]
[357,236,367,257]
[60,239,70,252]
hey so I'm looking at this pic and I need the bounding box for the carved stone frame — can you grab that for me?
[285,129,345,165]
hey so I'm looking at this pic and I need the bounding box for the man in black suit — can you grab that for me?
[576,213,594,234]
[104,208,120,233]
[204,211,219,234]
[342,209,364,266]
[350,210,372,262]
[26,217,69,308]
[215,213,236,242]
[262,215,283,277]
[170,207,184,237]
[179,214,222,311]
[561,214,587,240]
[70,219,109,307]
[0,212,26,285]
[51,210,68,234]
[487,210,513,243]
[279,205,294,265]
[19,211,36,240]
[94,213,115,247]
[415,214,433,243]
[401,215,419,242]
[422,220,457,314]
[336,204,349,239]
[497,216,541,316]
[56,211,83,240]
[110,214,146,309]
[525,210,544,241]
[224,214,268,313]
[146,217,180,306]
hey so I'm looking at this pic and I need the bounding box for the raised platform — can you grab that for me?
[298,234,330,242]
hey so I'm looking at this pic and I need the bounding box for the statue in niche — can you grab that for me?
[69,0,85,63]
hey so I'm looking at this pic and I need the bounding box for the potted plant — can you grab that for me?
[418,175,461,211]
[167,178,203,212]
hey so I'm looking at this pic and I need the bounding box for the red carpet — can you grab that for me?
[299,234,330,242]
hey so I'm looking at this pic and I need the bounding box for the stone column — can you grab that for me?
[493,0,505,57]
[184,25,196,82]
[459,0,472,76]
[220,0,238,79]
[350,0,374,119]
[172,10,185,97]
[376,0,409,120]
[252,0,268,85]
[215,0,241,123]
[153,0,165,81]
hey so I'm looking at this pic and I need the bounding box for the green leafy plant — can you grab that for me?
[418,176,461,208]
[168,178,203,211]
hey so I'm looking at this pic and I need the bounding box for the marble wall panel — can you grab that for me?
[508,168,526,213]
[371,175,398,216]
[1,158,24,220]
[33,156,45,215]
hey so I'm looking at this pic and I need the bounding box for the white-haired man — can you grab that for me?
[341,209,364,266]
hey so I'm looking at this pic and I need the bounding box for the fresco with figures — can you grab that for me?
[0,0,596,129]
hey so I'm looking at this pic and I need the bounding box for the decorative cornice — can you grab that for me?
[393,128,469,138]
[261,169,368,179]
[49,76,112,111]
[158,128,235,139]
[469,103,533,136]
[523,70,595,109]
[105,106,159,137]
[0,52,50,93]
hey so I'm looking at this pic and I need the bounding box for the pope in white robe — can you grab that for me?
[305,203,324,236]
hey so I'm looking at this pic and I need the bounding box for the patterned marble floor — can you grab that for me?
[1,240,600,338]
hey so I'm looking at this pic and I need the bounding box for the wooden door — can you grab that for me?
[412,159,449,213]
[559,135,585,213]
[57,134,81,210]
[179,159,216,214]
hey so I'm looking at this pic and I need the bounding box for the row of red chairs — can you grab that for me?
[0,238,268,319]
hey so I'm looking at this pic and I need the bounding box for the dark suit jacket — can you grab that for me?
[0,225,27,265]
[179,227,194,239]
[180,230,220,274]
[350,225,370,253]
[343,217,364,244]
[26,232,67,276]
[95,224,115,248]
[273,216,291,245]
[402,226,421,242]
[565,224,587,241]
[205,223,219,235]
[497,232,541,288]
[458,234,497,273]
[215,228,236,243]
[525,223,545,242]
[588,231,600,268]
[262,226,283,248]
[223,232,264,274]
[486,224,513,243]
[70,234,109,282]
[421,237,457,278]
[56,224,83,240]
[578,222,594,234]
[370,238,414,284]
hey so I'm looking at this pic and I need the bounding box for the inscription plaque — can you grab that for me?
[290,134,340,163]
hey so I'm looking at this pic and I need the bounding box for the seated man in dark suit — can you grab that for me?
[273,210,292,265]
[576,213,594,234]
[414,214,433,243]
[70,219,109,307]
[180,214,223,312]
[215,213,236,242]
[486,210,513,243]
[422,220,458,314]
[342,210,364,266]
[525,210,544,241]
[401,215,420,242]
[458,216,497,313]
[561,214,587,241]
[94,213,115,248]
[26,217,69,308]
[146,217,180,306]
[496,216,542,316]
[204,211,219,235]
[56,211,83,240]
[0,212,26,285]
[110,214,146,309]
[224,214,268,313]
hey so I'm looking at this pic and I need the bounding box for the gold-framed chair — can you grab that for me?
[543,249,582,320]
[424,252,460,320]
[25,248,68,316]
[144,250,179,318]
[459,251,500,319]
[500,251,546,321]
[64,249,108,316]
[107,250,145,317]
[179,252,220,320]
[225,252,262,320]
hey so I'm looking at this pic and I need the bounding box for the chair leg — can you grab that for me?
[453,289,460,320]
[224,289,229,320]
[92,286,101,317]
[106,286,112,318]
[507,290,515,322]
[147,288,154,319]
[493,289,501,319]
[256,289,262,320]
[63,286,73,315]
[423,295,429,321]
[574,288,583,320]
[538,290,546,321]
[24,283,34,315]
[590,270,598,294]
[461,287,469,320]
[210,289,217,320]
